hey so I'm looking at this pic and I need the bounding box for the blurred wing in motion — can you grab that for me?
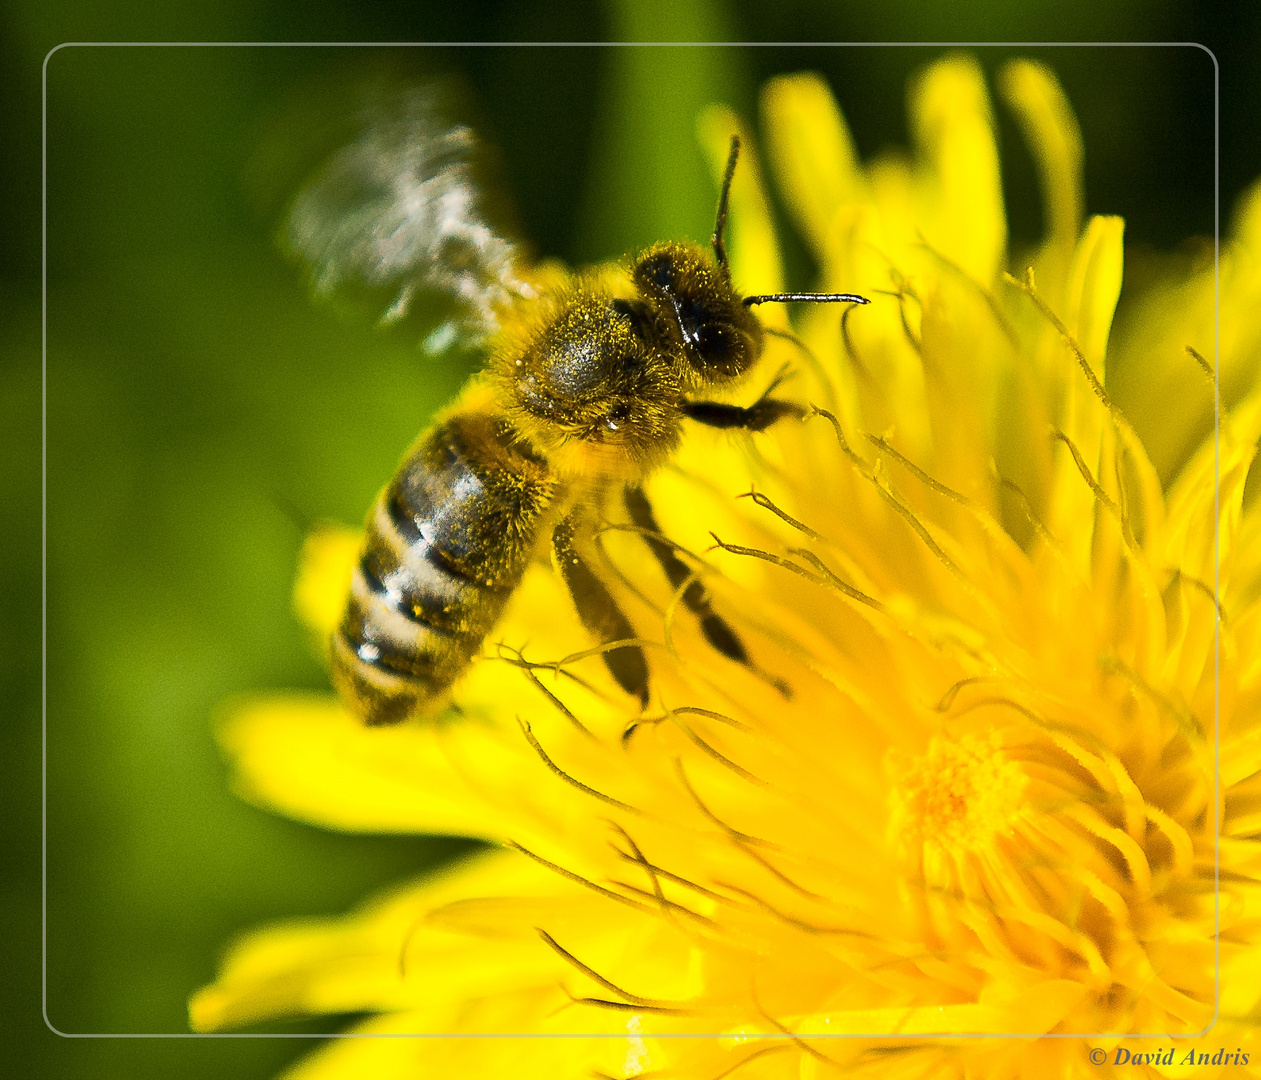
[284,87,533,350]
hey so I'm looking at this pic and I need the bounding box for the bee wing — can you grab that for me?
[283,87,532,349]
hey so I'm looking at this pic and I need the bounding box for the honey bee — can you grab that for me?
[286,89,867,725]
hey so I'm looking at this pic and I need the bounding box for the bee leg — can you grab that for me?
[680,395,804,432]
[552,512,650,705]
[622,487,748,666]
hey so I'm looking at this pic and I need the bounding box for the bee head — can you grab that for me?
[500,289,681,476]
[632,241,764,385]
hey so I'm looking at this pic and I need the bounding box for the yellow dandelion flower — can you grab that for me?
[191,56,1261,1079]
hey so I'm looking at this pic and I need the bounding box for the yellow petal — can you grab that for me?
[759,72,863,262]
[293,523,361,638]
[773,977,1085,1037]
[909,55,1006,285]
[1042,214,1125,574]
[215,693,519,838]
[1110,181,1261,484]
[1063,214,1125,388]
[1163,388,1261,593]
[999,59,1083,261]
[279,1010,625,1080]
[280,1013,434,1080]
[190,850,583,1032]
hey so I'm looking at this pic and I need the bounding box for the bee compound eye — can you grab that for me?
[603,404,629,432]
[636,251,675,291]
[692,320,749,376]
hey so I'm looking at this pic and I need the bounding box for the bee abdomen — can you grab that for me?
[332,411,558,725]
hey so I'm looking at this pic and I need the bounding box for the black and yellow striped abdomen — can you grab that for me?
[331,410,560,725]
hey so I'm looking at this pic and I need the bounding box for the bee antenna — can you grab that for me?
[743,292,870,308]
[711,135,740,273]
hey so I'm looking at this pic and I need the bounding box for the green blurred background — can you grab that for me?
[3,0,1256,1076]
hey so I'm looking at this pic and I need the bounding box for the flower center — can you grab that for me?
[891,731,1028,854]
